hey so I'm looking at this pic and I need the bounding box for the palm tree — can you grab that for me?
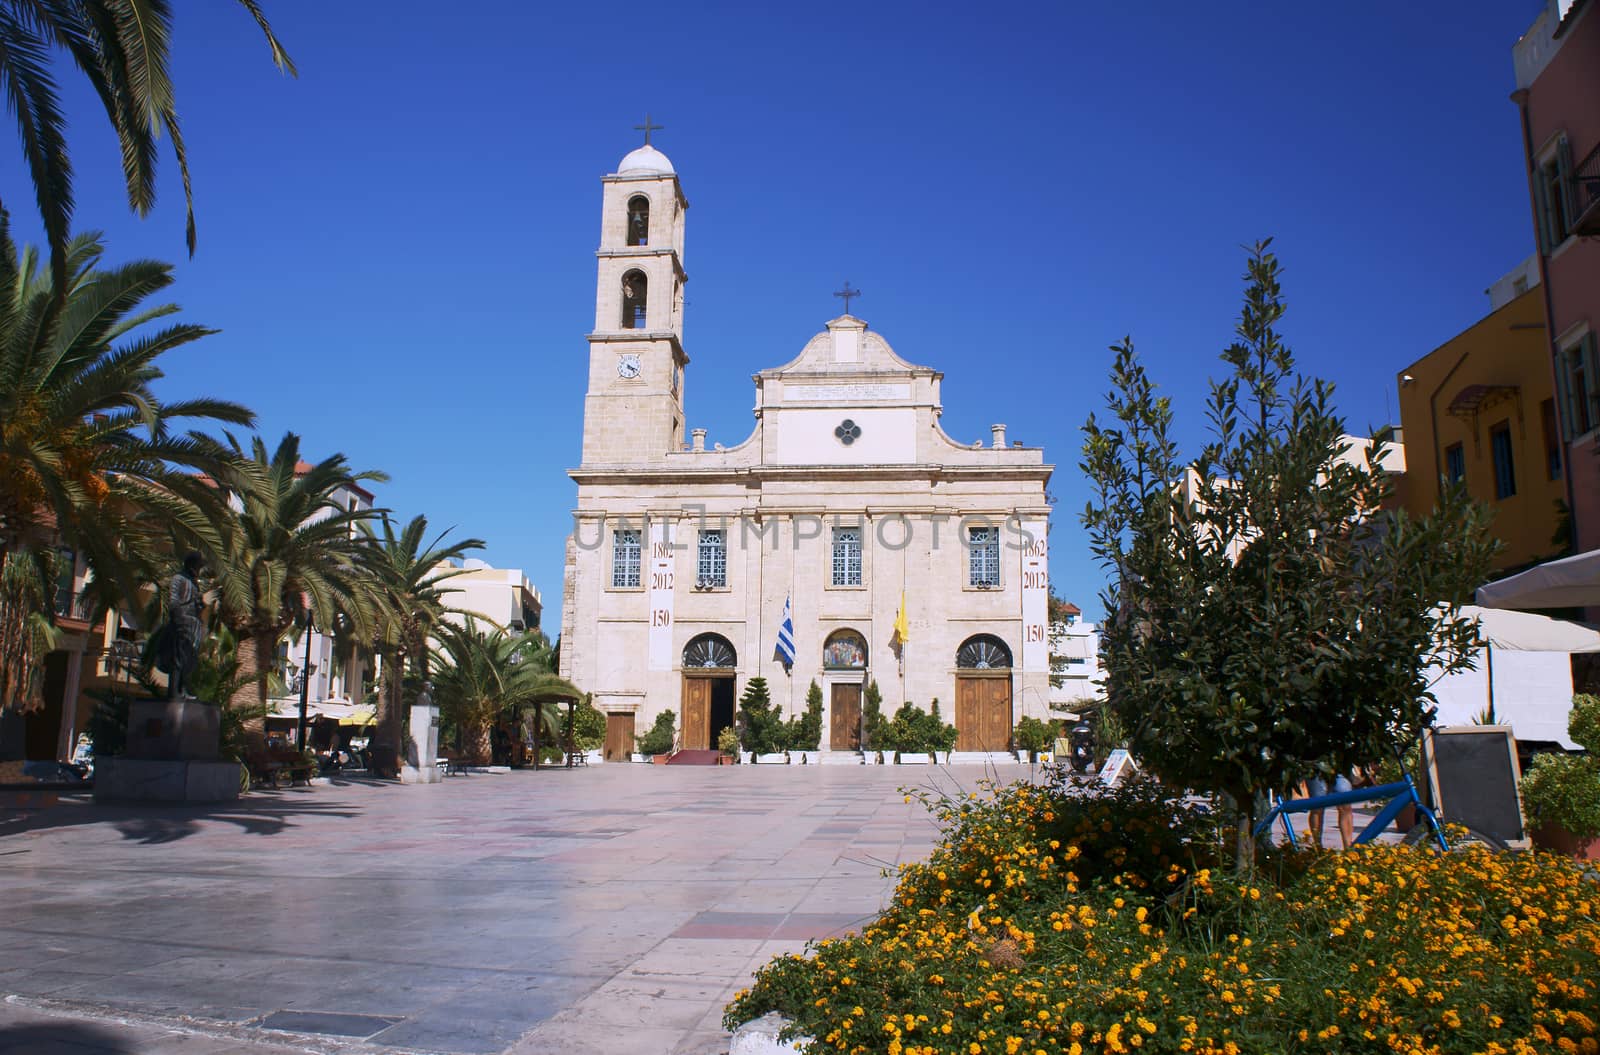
[0,216,252,710]
[431,619,566,764]
[167,432,386,715]
[364,514,483,773]
[0,1,295,289]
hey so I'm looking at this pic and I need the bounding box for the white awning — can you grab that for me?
[1459,605,1600,652]
[1475,548,1600,610]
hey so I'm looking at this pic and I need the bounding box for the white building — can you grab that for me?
[560,141,1054,757]
[1049,604,1104,715]
[270,469,377,719]
[439,560,543,635]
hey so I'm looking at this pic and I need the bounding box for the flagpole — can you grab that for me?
[899,544,907,706]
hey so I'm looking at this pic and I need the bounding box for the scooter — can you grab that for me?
[1069,723,1095,774]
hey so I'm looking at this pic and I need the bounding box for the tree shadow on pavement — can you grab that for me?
[0,794,361,844]
[0,1021,137,1054]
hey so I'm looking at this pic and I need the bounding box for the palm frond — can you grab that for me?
[0,10,73,292]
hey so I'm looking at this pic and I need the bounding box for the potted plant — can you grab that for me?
[1013,716,1054,764]
[786,681,824,764]
[924,698,957,764]
[862,679,886,763]
[885,702,930,763]
[572,701,608,765]
[717,726,740,765]
[739,677,789,763]
[634,710,675,762]
[1521,694,1600,860]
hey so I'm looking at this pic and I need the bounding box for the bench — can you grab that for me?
[243,746,318,789]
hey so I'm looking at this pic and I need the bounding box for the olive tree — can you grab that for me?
[1080,241,1496,868]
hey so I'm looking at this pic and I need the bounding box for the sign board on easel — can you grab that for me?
[1098,748,1136,785]
[1422,725,1530,850]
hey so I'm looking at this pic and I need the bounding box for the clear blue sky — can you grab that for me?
[0,1,1545,632]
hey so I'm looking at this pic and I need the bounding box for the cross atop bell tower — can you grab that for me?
[633,113,663,145]
[580,134,690,466]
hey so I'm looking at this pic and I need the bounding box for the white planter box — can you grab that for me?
[791,751,819,765]
[896,752,931,765]
[584,749,603,765]
[1016,750,1031,764]
[739,751,754,764]
[755,752,789,764]
[630,753,648,763]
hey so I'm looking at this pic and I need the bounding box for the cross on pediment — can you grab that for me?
[834,281,861,315]
[634,113,663,146]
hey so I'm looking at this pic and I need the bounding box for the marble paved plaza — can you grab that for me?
[1,762,1033,1054]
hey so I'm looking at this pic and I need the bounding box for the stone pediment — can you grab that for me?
[758,316,937,385]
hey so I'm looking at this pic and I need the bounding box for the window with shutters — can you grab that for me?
[1444,443,1465,487]
[1556,332,1598,440]
[697,530,726,587]
[831,528,862,586]
[1490,422,1516,500]
[1540,399,1563,481]
[967,526,1000,587]
[612,529,641,588]
[1534,137,1576,253]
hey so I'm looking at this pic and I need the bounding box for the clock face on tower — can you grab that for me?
[617,354,642,379]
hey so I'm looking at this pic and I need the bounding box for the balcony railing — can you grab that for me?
[53,588,96,623]
[1574,141,1600,237]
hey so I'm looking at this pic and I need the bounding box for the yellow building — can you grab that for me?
[1395,265,1562,572]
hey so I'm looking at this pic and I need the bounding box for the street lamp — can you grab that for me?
[296,612,315,752]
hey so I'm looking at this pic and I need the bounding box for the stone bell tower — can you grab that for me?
[580,125,689,465]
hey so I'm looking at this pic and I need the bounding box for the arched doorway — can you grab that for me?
[955,634,1013,752]
[681,634,737,751]
[823,629,868,750]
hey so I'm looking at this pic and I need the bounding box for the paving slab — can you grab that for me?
[3,763,1032,1053]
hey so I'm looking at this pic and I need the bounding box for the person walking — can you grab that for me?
[1304,767,1358,849]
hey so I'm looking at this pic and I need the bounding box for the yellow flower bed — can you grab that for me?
[726,779,1600,1054]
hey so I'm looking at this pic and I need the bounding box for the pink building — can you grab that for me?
[1512,0,1600,557]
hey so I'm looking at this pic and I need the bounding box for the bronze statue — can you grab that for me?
[162,553,204,699]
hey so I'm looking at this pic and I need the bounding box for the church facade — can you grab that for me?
[560,142,1054,758]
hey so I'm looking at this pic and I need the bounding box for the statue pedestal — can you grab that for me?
[400,701,441,784]
[95,698,239,804]
[124,699,220,760]
[94,757,241,802]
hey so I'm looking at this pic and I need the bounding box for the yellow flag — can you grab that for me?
[893,590,909,644]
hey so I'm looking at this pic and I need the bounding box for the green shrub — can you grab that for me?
[739,676,789,754]
[727,776,1600,1055]
[717,725,740,757]
[883,702,924,753]
[881,701,958,754]
[1013,715,1056,756]
[1521,694,1600,842]
[570,701,607,751]
[862,679,886,750]
[635,709,675,755]
[785,680,824,751]
[925,698,957,752]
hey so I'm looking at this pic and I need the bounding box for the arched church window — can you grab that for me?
[627,195,650,246]
[956,634,1012,670]
[621,270,647,329]
[823,630,868,669]
[683,633,737,669]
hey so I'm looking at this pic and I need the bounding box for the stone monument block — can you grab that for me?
[125,699,220,761]
[400,701,441,784]
[95,697,237,804]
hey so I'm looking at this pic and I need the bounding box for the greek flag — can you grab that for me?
[774,595,796,668]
